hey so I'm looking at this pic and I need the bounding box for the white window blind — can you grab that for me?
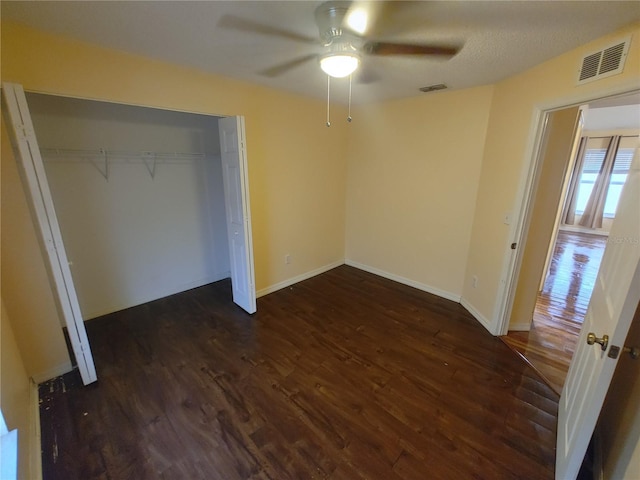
[576,136,637,218]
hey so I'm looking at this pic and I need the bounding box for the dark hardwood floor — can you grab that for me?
[537,231,606,323]
[40,265,558,479]
[501,231,607,394]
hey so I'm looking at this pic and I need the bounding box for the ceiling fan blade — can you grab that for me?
[218,15,317,44]
[259,54,317,77]
[356,1,426,38]
[364,41,460,57]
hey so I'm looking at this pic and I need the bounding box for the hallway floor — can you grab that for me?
[501,230,608,394]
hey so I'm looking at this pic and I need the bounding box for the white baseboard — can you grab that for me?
[257,261,344,298]
[255,260,502,338]
[559,225,609,236]
[459,298,496,334]
[83,271,231,320]
[345,260,461,303]
[507,321,532,332]
[31,361,73,385]
[29,379,43,480]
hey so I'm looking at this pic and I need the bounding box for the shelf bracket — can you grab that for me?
[90,148,109,180]
[142,152,157,179]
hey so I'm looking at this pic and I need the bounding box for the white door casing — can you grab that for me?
[218,116,257,314]
[556,143,640,479]
[539,108,586,292]
[2,82,97,385]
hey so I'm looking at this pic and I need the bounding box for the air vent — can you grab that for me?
[577,36,631,85]
[419,83,447,93]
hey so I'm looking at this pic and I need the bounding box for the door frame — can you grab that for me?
[537,106,586,293]
[2,84,256,383]
[494,84,640,336]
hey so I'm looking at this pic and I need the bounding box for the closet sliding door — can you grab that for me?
[2,82,97,385]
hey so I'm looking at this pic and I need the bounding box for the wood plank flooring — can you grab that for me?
[501,231,607,394]
[39,265,558,479]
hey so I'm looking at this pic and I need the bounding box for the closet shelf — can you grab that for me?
[40,147,208,163]
[40,147,211,180]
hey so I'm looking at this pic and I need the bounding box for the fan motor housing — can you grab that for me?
[315,1,351,43]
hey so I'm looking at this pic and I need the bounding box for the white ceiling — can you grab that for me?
[2,1,640,104]
[584,104,640,131]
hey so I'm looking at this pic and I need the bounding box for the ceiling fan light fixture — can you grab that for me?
[346,8,368,35]
[320,53,359,78]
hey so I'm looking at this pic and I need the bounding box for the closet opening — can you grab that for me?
[24,91,256,370]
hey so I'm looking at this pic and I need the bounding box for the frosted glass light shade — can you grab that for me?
[320,54,359,78]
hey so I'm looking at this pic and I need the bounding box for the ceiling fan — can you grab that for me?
[219,1,461,80]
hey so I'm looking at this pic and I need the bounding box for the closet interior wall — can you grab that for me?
[26,93,230,321]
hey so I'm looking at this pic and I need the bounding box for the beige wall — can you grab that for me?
[509,107,579,329]
[0,22,38,479]
[345,86,493,298]
[0,299,34,480]
[462,22,640,329]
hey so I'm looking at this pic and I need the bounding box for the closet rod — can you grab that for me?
[40,147,209,164]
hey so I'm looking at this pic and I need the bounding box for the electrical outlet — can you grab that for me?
[472,275,478,288]
[285,254,291,265]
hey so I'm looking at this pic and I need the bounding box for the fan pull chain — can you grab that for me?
[347,74,353,123]
[326,75,331,127]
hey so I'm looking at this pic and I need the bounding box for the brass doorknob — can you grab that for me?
[587,332,609,351]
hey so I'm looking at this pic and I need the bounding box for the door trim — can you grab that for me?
[494,84,640,336]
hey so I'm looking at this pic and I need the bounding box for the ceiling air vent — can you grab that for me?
[577,36,631,85]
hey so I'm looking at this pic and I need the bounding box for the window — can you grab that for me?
[604,147,634,217]
[575,145,606,214]
[575,136,636,218]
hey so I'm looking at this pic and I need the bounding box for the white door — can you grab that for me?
[556,144,640,479]
[218,116,257,314]
[2,83,97,385]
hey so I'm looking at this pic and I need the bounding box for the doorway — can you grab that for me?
[501,93,640,394]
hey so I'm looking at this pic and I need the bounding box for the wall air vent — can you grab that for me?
[577,36,631,85]
[419,83,447,93]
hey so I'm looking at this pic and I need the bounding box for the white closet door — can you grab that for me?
[218,116,256,314]
[2,82,97,385]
